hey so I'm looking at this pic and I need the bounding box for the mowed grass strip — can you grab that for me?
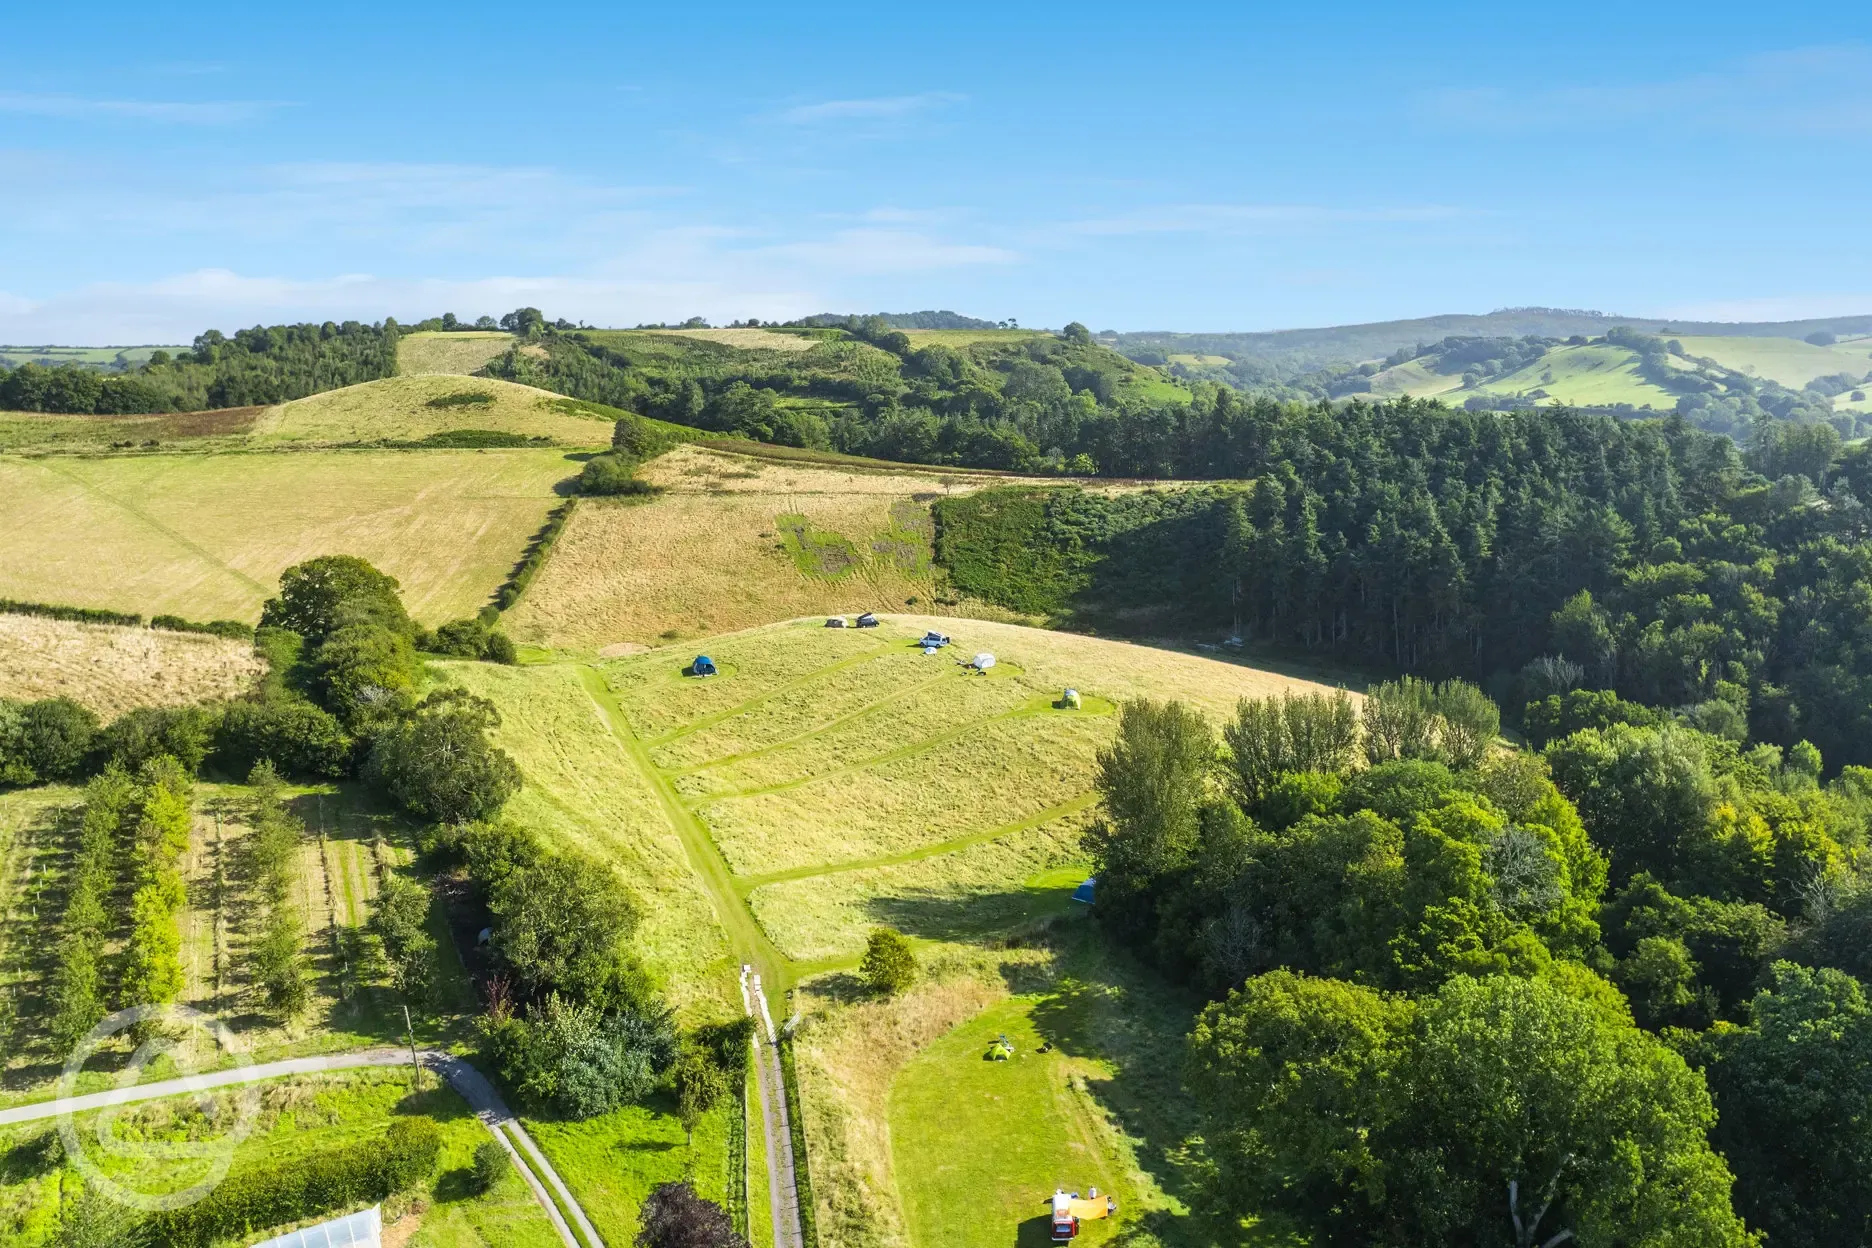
[746,812,1091,963]
[0,448,577,624]
[0,614,265,719]
[440,660,739,1018]
[251,374,614,447]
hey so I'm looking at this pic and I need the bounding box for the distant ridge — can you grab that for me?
[796,310,1004,330]
[1112,308,1872,366]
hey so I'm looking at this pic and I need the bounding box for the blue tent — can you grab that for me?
[690,655,717,677]
[1071,876,1096,905]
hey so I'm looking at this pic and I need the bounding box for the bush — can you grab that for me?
[96,704,218,773]
[636,1180,747,1248]
[860,927,917,996]
[428,617,518,663]
[19,698,98,781]
[580,453,658,496]
[213,696,351,779]
[472,1138,512,1193]
[0,598,141,627]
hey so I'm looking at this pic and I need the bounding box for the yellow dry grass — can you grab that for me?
[633,328,820,352]
[0,448,576,625]
[438,660,738,1018]
[396,330,516,375]
[0,615,265,717]
[251,374,614,447]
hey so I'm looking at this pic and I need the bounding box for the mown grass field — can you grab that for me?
[0,447,576,624]
[0,615,264,718]
[0,1069,560,1248]
[0,345,183,370]
[0,780,474,1108]
[250,375,617,448]
[455,616,1348,987]
[398,330,517,375]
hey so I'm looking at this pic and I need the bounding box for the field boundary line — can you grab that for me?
[670,667,964,775]
[692,694,1062,806]
[646,641,901,746]
[35,457,272,597]
[735,792,1099,891]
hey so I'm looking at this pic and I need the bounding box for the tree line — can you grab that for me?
[931,397,1872,774]
[1096,682,1872,1246]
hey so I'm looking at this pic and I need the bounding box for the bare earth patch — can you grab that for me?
[0,614,264,717]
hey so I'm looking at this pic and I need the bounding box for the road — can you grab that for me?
[1,1047,599,1248]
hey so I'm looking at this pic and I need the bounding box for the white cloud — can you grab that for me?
[761,228,1014,274]
[776,92,964,124]
[0,90,277,124]
[1054,203,1468,237]
[1420,43,1872,134]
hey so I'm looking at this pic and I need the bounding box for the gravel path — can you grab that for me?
[0,1046,592,1248]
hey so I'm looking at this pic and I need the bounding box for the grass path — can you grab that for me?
[577,666,791,987]
[646,642,900,746]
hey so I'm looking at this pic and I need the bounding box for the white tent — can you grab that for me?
[971,652,996,670]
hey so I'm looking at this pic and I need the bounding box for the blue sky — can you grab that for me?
[3,3,1870,342]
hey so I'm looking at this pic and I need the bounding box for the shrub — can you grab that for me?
[860,928,916,996]
[472,1138,512,1193]
[580,453,658,496]
[19,698,98,781]
[213,697,351,779]
[96,704,218,774]
[636,1180,747,1248]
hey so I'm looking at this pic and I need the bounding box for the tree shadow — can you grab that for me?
[432,1165,479,1204]
[1013,926,1214,1247]
[863,882,1079,947]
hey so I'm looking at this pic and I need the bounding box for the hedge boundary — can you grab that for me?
[0,597,254,638]
[494,499,576,610]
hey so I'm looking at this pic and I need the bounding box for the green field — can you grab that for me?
[1473,343,1674,407]
[900,329,1043,347]
[887,932,1216,1248]
[1675,334,1872,389]
[0,345,186,370]
[0,447,576,625]
[523,1095,732,1245]
[0,1070,560,1248]
[449,616,1346,998]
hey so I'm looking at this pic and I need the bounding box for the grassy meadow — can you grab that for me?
[523,1094,733,1246]
[250,375,616,448]
[0,447,576,624]
[0,1070,561,1248]
[1473,343,1673,407]
[1677,334,1872,389]
[397,330,517,375]
[503,446,1017,650]
[0,345,184,370]
[0,615,265,718]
